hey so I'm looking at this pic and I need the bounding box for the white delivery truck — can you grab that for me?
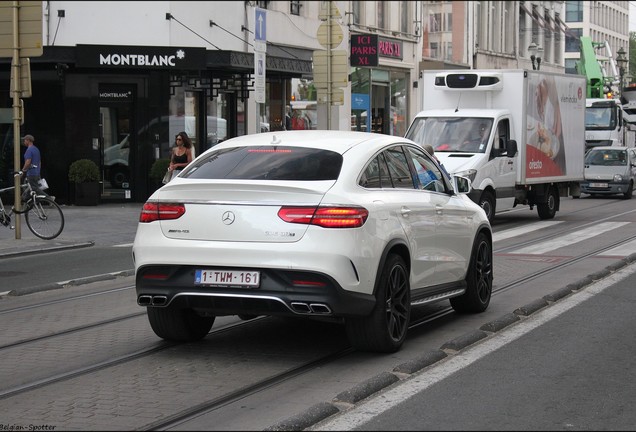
[584,98,624,150]
[406,69,586,222]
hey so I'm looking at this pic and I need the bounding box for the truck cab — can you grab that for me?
[584,98,623,150]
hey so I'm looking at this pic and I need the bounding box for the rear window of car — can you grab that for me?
[182,146,343,180]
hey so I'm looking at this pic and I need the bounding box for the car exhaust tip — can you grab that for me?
[309,303,332,314]
[138,295,168,307]
[290,302,311,314]
[138,295,152,306]
[151,295,168,306]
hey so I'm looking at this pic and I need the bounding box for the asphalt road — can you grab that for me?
[312,264,636,431]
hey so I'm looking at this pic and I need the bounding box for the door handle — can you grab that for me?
[401,207,411,216]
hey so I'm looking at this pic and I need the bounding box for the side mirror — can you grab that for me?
[451,175,472,194]
[507,139,518,157]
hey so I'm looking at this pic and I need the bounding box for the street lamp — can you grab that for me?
[616,47,627,89]
[528,41,543,70]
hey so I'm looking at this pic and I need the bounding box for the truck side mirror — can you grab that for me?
[507,139,518,157]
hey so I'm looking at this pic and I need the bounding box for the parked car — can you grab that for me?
[580,146,636,199]
[132,131,493,353]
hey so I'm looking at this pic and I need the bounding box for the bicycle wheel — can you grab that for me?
[25,197,64,240]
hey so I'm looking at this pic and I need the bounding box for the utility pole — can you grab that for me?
[315,1,346,130]
[0,1,42,239]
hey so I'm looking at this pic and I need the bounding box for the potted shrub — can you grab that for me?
[68,158,100,206]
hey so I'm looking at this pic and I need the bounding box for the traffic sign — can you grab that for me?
[313,50,348,89]
[317,88,344,105]
[317,21,343,49]
[0,1,43,58]
[254,50,266,103]
[255,8,266,41]
[254,8,266,53]
[10,57,31,97]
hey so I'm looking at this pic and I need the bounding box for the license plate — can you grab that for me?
[195,269,260,287]
[589,182,608,188]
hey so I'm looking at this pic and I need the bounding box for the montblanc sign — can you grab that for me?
[76,45,207,69]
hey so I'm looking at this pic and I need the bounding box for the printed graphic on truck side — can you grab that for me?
[525,75,585,178]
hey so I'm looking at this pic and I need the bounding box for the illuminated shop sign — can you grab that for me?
[77,45,207,69]
[350,34,378,67]
[378,37,403,60]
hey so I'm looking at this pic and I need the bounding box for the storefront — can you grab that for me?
[0,44,311,204]
[350,35,411,137]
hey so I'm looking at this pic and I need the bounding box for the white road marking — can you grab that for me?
[598,238,636,256]
[510,221,629,255]
[310,262,636,431]
[493,221,562,242]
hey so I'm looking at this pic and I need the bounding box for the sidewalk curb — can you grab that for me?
[7,269,135,296]
[0,241,95,259]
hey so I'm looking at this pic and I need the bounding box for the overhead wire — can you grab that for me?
[167,13,221,50]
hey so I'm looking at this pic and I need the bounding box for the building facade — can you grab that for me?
[1,1,320,204]
[562,1,629,81]
[0,1,630,204]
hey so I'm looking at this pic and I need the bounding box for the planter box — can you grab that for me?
[74,182,100,206]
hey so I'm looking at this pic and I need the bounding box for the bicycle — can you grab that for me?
[0,172,65,240]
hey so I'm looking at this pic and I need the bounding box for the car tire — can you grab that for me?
[478,191,495,223]
[147,306,214,342]
[450,231,493,313]
[622,181,633,200]
[537,186,558,220]
[345,254,411,353]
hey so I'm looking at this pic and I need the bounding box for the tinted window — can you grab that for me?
[405,146,446,192]
[182,146,342,180]
[384,146,415,189]
[360,153,392,188]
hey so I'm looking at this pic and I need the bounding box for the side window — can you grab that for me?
[378,153,393,187]
[495,119,510,154]
[384,147,416,189]
[406,146,445,192]
[359,153,393,188]
[360,157,380,188]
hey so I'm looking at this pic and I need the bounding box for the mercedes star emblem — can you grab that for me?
[222,211,235,225]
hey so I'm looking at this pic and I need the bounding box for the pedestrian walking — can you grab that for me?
[168,131,193,181]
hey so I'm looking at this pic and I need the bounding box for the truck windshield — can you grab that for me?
[585,106,617,129]
[405,117,492,153]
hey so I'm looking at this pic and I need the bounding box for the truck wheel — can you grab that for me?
[537,186,559,219]
[147,306,214,342]
[478,191,495,223]
[450,231,493,313]
[345,254,411,353]
[622,181,633,200]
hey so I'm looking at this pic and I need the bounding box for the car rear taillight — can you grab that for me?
[139,202,186,223]
[278,206,368,228]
